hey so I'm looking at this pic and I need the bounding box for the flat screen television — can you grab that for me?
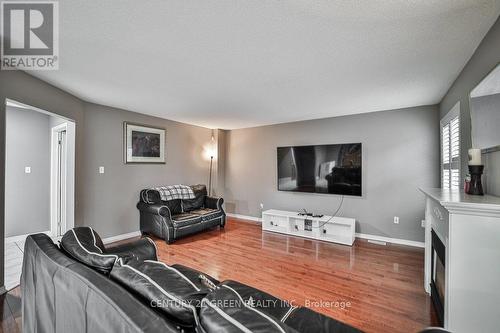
[277,143,362,196]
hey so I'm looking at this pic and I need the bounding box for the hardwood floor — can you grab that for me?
[0,287,21,333]
[153,218,438,333]
[0,217,437,332]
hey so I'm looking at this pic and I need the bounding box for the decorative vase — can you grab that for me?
[467,165,484,196]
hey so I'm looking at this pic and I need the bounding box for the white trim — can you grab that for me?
[5,230,142,246]
[144,260,200,291]
[222,284,286,333]
[50,121,76,237]
[355,233,424,248]
[201,299,253,333]
[101,231,142,245]
[90,227,103,253]
[280,306,297,323]
[227,213,424,248]
[68,229,118,260]
[367,239,387,246]
[50,123,68,237]
[145,237,158,257]
[6,99,73,121]
[5,231,51,244]
[226,213,262,223]
[118,258,199,325]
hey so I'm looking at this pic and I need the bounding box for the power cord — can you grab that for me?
[312,195,344,229]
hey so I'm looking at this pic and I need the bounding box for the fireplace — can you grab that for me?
[431,230,445,326]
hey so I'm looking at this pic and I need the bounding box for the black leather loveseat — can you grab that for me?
[137,184,226,243]
[22,228,363,333]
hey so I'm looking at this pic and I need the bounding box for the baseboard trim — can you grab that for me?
[226,213,262,223]
[227,213,424,248]
[355,233,424,248]
[5,230,52,244]
[102,231,142,244]
[0,286,6,295]
[6,230,141,245]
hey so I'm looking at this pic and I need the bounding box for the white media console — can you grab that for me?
[262,209,355,246]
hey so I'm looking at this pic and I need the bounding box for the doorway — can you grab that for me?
[4,99,75,290]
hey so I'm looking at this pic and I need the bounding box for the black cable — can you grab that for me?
[312,195,344,229]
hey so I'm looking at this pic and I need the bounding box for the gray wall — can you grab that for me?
[0,71,211,288]
[224,106,440,242]
[5,106,51,237]
[0,70,85,287]
[214,129,228,197]
[81,103,212,237]
[439,16,500,191]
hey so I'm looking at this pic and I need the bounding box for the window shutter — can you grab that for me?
[441,115,460,189]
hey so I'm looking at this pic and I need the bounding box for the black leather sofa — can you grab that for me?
[22,229,363,333]
[22,232,176,332]
[137,184,226,243]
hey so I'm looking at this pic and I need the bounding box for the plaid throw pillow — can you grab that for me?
[154,185,195,201]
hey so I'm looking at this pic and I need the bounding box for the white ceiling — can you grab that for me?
[29,1,500,129]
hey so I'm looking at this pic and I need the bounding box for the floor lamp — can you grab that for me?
[208,155,213,196]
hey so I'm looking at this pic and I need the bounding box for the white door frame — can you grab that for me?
[50,123,69,237]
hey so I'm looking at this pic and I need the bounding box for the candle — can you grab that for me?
[468,148,482,166]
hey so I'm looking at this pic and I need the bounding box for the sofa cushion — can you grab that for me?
[165,198,183,215]
[199,280,362,333]
[60,227,118,274]
[200,280,297,333]
[190,208,224,222]
[106,237,158,262]
[172,213,202,227]
[182,184,207,212]
[283,306,362,333]
[214,280,295,322]
[110,259,219,327]
[171,264,220,291]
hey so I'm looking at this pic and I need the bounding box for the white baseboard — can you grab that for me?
[102,231,142,244]
[5,230,141,245]
[227,213,424,248]
[5,230,52,244]
[355,233,424,248]
[226,213,262,223]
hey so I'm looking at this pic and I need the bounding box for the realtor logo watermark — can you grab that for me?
[1,1,58,70]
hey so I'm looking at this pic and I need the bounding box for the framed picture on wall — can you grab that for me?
[124,122,166,164]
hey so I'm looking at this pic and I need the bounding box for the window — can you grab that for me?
[441,104,460,189]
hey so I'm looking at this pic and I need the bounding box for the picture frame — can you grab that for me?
[124,122,166,164]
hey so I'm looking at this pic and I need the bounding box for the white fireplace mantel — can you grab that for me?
[420,188,500,333]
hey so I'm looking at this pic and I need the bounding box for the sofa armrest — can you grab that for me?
[137,202,175,243]
[137,202,171,218]
[205,196,224,210]
[106,237,158,261]
[139,189,162,204]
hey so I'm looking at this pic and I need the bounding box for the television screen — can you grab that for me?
[277,143,362,196]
